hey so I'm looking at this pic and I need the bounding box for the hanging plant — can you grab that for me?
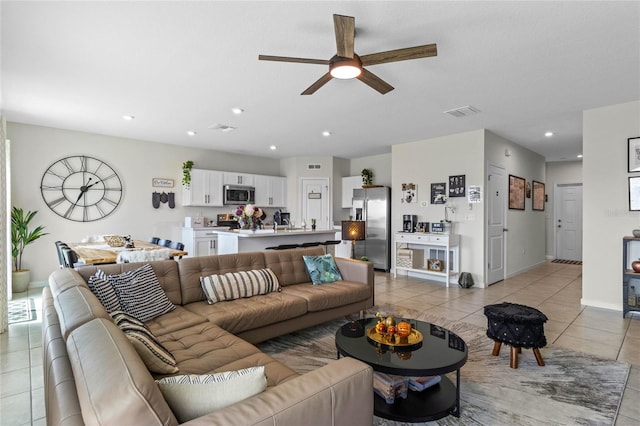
[361,168,373,186]
[182,161,194,187]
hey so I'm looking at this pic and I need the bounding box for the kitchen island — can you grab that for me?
[216,228,337,254]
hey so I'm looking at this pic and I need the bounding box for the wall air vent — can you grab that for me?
[307,164,321,169]
[208,123,237,132]
[443,105,480,118]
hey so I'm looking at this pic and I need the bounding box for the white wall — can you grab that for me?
[545,161,583,258]
[392,129,486,285]
[8,122,282,282]
[583,100,640,310]
[350,153,392,187]
[484,131,547,276]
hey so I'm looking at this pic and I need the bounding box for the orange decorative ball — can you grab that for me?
[397,321,412,337]
[387,325,397,335]
[375,321,387,335]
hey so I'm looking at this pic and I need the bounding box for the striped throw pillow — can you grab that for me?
[119,321,178,374]
[107,263,175,322]
[110,310,147,329]
[156,366,266,423]
[200,268,281,304]
[87,270,122,312]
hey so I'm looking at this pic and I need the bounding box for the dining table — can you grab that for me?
[68,240,188,265]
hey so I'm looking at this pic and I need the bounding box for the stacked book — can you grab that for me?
[408,375,441,392]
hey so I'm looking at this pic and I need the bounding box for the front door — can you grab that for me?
[556,184,583,261]
[487,164,506,284]
[301,178,329,229]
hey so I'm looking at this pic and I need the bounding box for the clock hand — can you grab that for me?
[75,189,86,203]
[75,177,93,203]
[85,179,102,189]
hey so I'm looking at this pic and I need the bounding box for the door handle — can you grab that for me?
[503,228,508,232]
[558,225,562,228]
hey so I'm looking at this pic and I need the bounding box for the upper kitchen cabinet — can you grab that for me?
[183,169,223,206]
[255,175,287,207]
[223,172,254,186]
[341,176,362,208]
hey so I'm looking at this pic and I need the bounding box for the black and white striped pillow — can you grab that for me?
[107,264,175,322]
[200,268,281,304]
[119,321,178,374]
[87,270,122,312]
[110,310,147,329]
[156,366,266,423]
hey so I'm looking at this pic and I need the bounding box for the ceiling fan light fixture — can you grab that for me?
[329,55,362,79]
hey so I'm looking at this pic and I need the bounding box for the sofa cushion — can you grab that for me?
[200,268,281,304]
[182,292,308,335]
[87,270,122,312]
[282,281,372,312]
[145,305,208,337]
[66,318,178,425]
[54,286,112,340]
[302,254,343,284]
[107,263,175,322]
[156,366,267,423]
[119,322,179,374]
[264,247,325,287]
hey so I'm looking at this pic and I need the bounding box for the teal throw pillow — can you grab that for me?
[303,254,343,285]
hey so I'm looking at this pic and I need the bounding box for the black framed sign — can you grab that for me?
[508,174,525,210]
[431,182,446,204]
[628,137,640,172]
[448,175,465,197]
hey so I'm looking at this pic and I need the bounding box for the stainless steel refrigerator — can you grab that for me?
[352,186,391,271]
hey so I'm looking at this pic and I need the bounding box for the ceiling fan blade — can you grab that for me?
[357,69,394,94]
[301,72,333,95]
[259,55,330,65]
[360,44,437,66]
[333,14,355,58]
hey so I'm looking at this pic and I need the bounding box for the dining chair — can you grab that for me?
[157,239,172,247]
[61,247,85,268]
[149,237,160,244]
[167,241,184,259]
[54,241,68,268]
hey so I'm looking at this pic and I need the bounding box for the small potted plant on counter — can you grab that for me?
[311,218,317,230]
[11,207,48,293]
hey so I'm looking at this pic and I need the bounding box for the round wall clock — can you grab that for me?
[40,155,123,222]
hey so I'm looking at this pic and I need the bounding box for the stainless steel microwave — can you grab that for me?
[223,185,255,205]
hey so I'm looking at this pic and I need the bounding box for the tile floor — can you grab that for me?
[1,261,639,425]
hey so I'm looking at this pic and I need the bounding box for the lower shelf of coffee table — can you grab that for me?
[373,376,457,422]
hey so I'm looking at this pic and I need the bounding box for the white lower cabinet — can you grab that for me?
[182,228,218,257]
[394,232,460,286]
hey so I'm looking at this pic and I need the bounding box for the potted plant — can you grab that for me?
[11,207,48,292]
[311,218,316,230]
[361,168,373,186]
[182,160,194,188]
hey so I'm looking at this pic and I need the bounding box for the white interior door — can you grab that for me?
[556,184,583,261]
[487,164,506,284]
[301,178,329,229]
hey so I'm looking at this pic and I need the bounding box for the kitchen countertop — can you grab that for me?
[215,228,335,238]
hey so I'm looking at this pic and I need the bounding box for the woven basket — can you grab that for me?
[103,235,126,247]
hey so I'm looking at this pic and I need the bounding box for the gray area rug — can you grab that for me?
[258,305,630,425]
[7,298,36,324]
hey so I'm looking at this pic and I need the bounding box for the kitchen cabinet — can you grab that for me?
[622,237,640,317]
[394,232,460,286]
[182,228,218,257]
[255,175,287,207]
[183,169,223,206]
[341,176,362,208]
[223,172,254,186]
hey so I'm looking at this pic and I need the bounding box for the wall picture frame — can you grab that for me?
[431,182,446,204]
[532,180,545,211]
[628,137,640,172]
[508,174,525,210]
[629,176,640,211]
[152,178,174,188]
[448,175,465,197]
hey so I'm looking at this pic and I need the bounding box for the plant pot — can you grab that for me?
[632,261,640,273]
[11,270,30,293]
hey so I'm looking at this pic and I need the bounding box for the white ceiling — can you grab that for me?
[2,1,639,162]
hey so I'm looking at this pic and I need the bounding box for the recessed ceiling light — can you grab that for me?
[269,145,277,150]
[577,154,583,158]
[122,115,135,121]
[322,131,331,137]
[545,131,553,137]
[186,130,196,136]
[231,107,244,115]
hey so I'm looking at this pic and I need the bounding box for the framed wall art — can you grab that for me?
[532,180,545,211]
[152,178,174,188]
[508,174,525,210]
[431,182,447,204]
[629,176,640,211]
[448,175,465,197]
[628,137,640,172]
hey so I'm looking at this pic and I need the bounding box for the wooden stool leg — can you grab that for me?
[492,341,502,356]
[510,346,519,368]
[517,347,522,353]
[533,348,545,366]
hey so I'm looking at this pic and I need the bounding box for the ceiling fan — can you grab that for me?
[258,14,437,95]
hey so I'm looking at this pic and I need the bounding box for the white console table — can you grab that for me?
[394,232,460,287]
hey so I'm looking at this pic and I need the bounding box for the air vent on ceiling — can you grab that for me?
[208,123,236,132]
[307,164,321,169]
[443,105,480,118]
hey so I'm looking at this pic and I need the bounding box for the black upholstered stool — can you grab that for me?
[483,302,548,369]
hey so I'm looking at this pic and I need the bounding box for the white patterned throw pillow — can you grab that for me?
[156,366,267,422]
[200,268,281,304]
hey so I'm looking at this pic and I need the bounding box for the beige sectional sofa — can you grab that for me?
[43,247,374,426]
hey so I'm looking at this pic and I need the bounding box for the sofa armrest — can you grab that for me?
[335,258,374,303]
[182,357,373,426]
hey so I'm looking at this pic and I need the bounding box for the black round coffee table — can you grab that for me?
[335,317,467,422]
